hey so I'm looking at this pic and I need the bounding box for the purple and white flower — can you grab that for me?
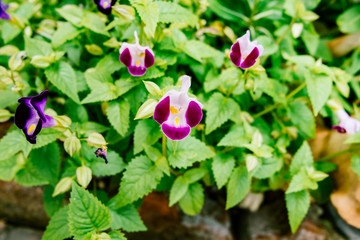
[119,31,155,77]
[153,75,203,141]
[332,109,360,134]
[230,30,264,69]
[94,0,116,15]
[14,90,56,144]
[95,146,108,164]
[0,0,11,20]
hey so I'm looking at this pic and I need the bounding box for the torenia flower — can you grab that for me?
[0,0,11,20]
[153,75,203,141]
[332,109,360,134]
[230,30,264,69]
[95,146,108,164]
[119,31,155,76]
[14,90,56,144]
[94,0,117,15]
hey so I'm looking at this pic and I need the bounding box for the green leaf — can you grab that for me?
[33,128,62,149]
[15,142,61,186]
[108,201,147,232]
[116,155,163,207]
[90,150,126,177]
[45,61,80,103]
[288,101,315,139]
[253,157,282,179]
[52,22,81,48]
[155,1,197,26]
[130,0,159,38]
[226,166,251,210]
[43,206,71,240]
[344,131,360,144]
[0,130,31,161]
[169,176,189,206]
[351,155,360,179]
[2,22,21,43]
[290,141,313,176]
[179,183,204,216]
[205,92,239,134]
[43,185,65,217]
[212,153,235,189]
[24,35,53,58]
[305,72,332,115]
[286,170,318,193]
[285,190,310,233]
[168,136,215,168]
[81,11,110,36]
[184,168,207,183]
[107,100,130,137]
[0,155,21,181]
[69,183,112,239]
[337,5,360,34]
[134,119,162,154]
[218,125,249,147]
[0,90,19,108]
[56,5,84,27]
[108,231,127,240]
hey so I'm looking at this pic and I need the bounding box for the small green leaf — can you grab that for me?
[108,201,147,232]
[351,155,360,179]
[285,190,310,233]
[155,1,197,26]
[253,157,282,179]
[108,231,127,240]
[81,11,110,36]
[134,119,162,154]
[43,186,65,217]
[168,136,215,169]
[0,90,19,108]
[24,35,53,58]
[33,128,62,149]
[287,170,318,193]
[130,0,159,38]
[218,125,249,147]
[107,100,130,137]
[0,155,21,181]
[290,141,313,176]
[69,183,112,239]
[169,176,189,206]
[205,92,240,134]
[116,155,163,207]
[56,5,84,27]
[226,166,251,210]
[0,130,31,161]
[43,206,71,240]
[45,61,80,103]
[52,22,81,48]
[337,5,360,34]
[288,101,315,139]
[212,153,235,189]
[179,183,204,216]
[90,150,126,177]
[344,131,360,144]
[305,72,332,115]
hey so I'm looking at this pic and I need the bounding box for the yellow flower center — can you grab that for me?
[170,106,178,114]
[103,1,109,8]
[27,124,35,135]
[136,60,140,66]
[175,117,179,126]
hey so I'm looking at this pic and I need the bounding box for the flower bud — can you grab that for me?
[246,155,258,172]
[76,166,92,188]
[251,130,263,147]
[85,44,103,56]
[310,170,328,181]
[0,109,11,123]
[54,115,72,128]
[143,81,162,96]
[64,135,81,157]
[291,23,303,38]
[9,51,26,71]
[112,4,135,20]
[0,45,19,56]
[134,99,158,120]
[30,55,52,68]
[86,132,107,148]
[53,177,73,197]
[103,37,121,48]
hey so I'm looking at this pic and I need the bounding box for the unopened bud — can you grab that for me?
[86,132,107,148]
[134,99,157,120]
[64,135,81,157]
[76,166,92,188]
[246,155,258,172]
[143,81,162,96]
[53,177,73,197]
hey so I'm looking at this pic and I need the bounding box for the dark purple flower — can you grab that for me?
[14,90,56,144]
[153,75,203,141]
[119,31,155,77]
[230,30,264,69]
[94,0,117,15]
[0,0,11,20]
[95,147,108,164]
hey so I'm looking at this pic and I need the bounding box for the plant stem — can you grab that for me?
[317,147,360,162]
[227,69,249,97]
[162,134,167,157]
[252,81,307,119]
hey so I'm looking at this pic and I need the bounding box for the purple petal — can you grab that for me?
[185,101,203,128]
[144,49,155,68]
[95,148,108,164]
[0,1,11,20]
[162,123,191,140]
[128,65,147,76]
[120,48,131,67]
[230,42,241,67]
[23,119,43,144]
[240,47,259,69]
[332,126,346,133]
[18,96,32,105]
[14,103,34,130]
[42,115,57,128]
[154,96,170,124]
[30,90,48,122]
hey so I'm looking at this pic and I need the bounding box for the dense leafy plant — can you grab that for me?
[1,0,360,239]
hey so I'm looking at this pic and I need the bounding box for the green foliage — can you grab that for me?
[212,153,235,189]
[226,165,251,210]
[107,100,130,137]
[43,206,71,240]
[286,190,310,233]
[337,6,360,34]
[69,183,112,239]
